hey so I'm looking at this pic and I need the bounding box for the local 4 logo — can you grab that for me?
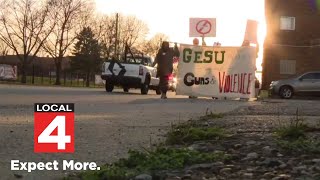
[34,103,74,153]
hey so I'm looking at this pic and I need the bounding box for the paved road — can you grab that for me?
[0,84,252,180]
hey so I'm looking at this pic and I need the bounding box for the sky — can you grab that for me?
[95,0,266,71]
[95,0,265,45]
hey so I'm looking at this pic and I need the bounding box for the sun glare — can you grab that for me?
[95,0,266,73]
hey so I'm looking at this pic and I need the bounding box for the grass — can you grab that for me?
[166,111,226,145]
[72,111,229,180]
[199,111,223,121]
[274,123,308,140]
[274,107,309,140]
[166,124,227,145]
[70,106,320,179]
[274,108,320,153]
[73,148,229,180]
[277,138,320,154]
[275,124,320,154]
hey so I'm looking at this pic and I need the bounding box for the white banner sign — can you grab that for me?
[0,64,17,80]
[176,45,257,98]
[189,18,216,37]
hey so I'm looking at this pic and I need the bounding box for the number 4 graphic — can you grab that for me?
[38,116,71,150]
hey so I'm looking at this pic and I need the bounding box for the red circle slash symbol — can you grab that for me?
[196,20,211,35]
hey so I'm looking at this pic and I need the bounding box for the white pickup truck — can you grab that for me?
[101,56,161,95]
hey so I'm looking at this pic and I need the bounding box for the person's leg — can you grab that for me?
[160,76,168,99]
[159,76,165,98]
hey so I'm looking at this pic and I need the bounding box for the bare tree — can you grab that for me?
[0,39,9,57]
[119,15,149,56]
[91,14,117,60]
[92,14,116,58]
[0,0,55,83]
[0,39,9,62]
[140,33,169,58]
[42,0,93,85]
[92,14,149,60]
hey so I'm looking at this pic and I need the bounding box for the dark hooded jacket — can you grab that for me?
[153,42,180,77]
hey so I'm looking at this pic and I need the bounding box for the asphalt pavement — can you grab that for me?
[0,84,251,180]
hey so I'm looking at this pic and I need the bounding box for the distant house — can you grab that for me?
[262,0,320,89]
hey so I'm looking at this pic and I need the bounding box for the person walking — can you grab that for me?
[153,41,180,99]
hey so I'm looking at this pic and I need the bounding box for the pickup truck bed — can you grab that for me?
[101,58,160,95]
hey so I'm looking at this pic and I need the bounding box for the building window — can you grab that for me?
[280,60,296,75]
[300,73,317,80]
[280,16,295,30]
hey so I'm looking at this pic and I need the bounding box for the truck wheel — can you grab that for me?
[123,87,129,92]
[141,74,150,95]
[141,84,149,95]
[105,81,114,92]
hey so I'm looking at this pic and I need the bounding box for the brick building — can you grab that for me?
[262,0,320,89]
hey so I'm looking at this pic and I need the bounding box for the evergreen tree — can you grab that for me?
[71,27,101,87]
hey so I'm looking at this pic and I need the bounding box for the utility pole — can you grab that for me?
[114,13,119,59]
